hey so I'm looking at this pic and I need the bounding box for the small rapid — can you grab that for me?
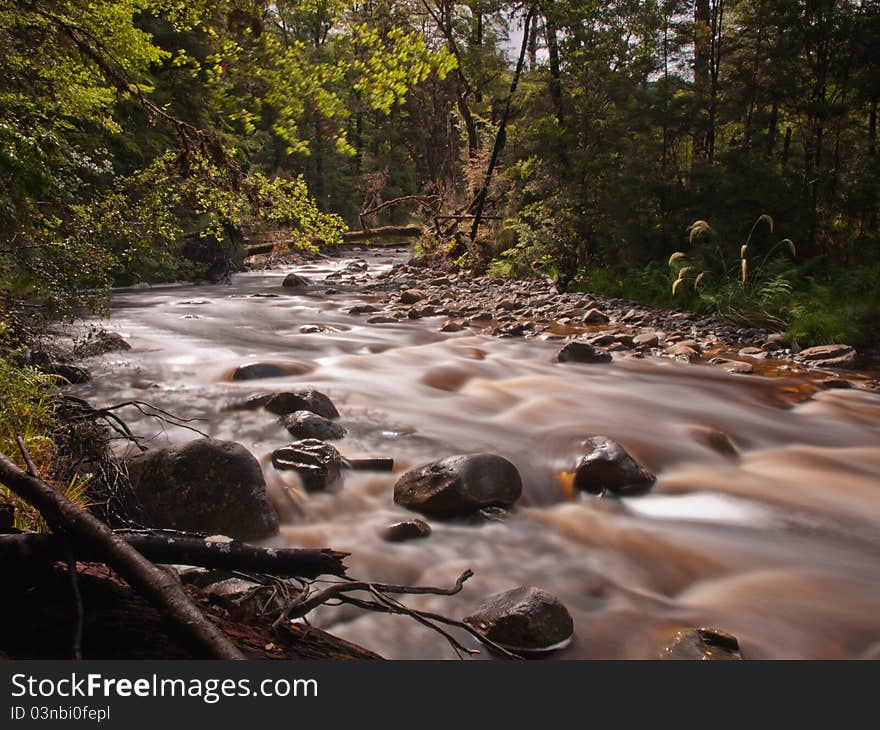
[71,249,880,659]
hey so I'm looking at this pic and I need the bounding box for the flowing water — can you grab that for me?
[71,249,880,659]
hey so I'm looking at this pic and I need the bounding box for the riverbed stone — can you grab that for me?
[583,308,610,324]
[379,519,432,542]
[393,453,522,518]
[794,344,857,368]
[464,586,574,654]
[282,273,310,288]
[271,439,344,492]
[282,410,345,440]
[263,389,339,418]
[557,341,612,364]
[659,628,742,660]
[573,437,656,496]
[124,438,278,540]
[400,288,425,305]
[230,362,312,381]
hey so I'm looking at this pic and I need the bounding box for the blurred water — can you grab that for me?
[72,249,880,659]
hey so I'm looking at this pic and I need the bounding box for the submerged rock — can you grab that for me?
[557,341,612,364]
[573,437,656,496]
[264,389,339,418]
[794,344,856,368]
[74,330,131,358]
[659,628,742,660]
[230,362,312,381]
[464,586,574,654]
[393,453,522,518]
[271,439,344,492]
[379,519,432,542]
[124,438,278,540]
[282,410,345,440]
[282,272,310,288]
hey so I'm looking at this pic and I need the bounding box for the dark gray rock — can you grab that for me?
[282,410,345,440]
[264,390,339,418]
[124,439,278,540]
[464,586,574,654]
[573,437,656,495]
[557,341,612,364]
[230,362,312,381]
[282,273,310,288]
[393,453,522,518]
[271,439,344,492]
[379,519,432,542]
[659,628,742,660]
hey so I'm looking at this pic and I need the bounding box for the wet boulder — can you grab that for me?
[74,330,131,358]
[230,362,312,381]
[393,453,522,518]
[271,439,344,492]
[464,586,574,654]
[379,519,432,542]
[659,628,742,660]
[124,439,278,540]
[282,410,345,440]
[794,344,856,368]
[573,437,656,496]
[264,389,339,418]
[557,341,612,364]
[282,273,310,288]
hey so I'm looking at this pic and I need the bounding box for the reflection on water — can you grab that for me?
[72,249,880,659]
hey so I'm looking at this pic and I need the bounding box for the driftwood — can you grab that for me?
[0,532,348,578]
[0,450,245,660]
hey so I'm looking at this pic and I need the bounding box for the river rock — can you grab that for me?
[573,437,656,495]
[124,439,278,540]
[400,289,425,305]
[557,341,612,364]
[440,321,465,333]
[794,344,857,368]
[583,308,610,324]
[282,410,345,440]
[379,519,432,542]
[230,362,312,381]
[659,628,742,660]
[709,357,754,374]
[393,453,522,518]
[264,389,339,418]
[271,439,344,492]
[74,330,131,358]
[633,332,660,348]
[282,273,310,288]
[464,586,574,654]
[665,343,700,362]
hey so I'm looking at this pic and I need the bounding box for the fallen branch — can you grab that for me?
[275,570,521,660]
[0,450,245,660]
[0,532,348,579]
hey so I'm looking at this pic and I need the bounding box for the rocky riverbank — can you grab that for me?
[284,250,878,391]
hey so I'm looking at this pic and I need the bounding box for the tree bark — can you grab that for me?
[0,532,348,578]
[469,5,537,241]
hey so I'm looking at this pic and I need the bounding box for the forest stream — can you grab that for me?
[68,247,880,660]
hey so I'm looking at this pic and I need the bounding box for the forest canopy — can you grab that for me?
[0,0,878,344]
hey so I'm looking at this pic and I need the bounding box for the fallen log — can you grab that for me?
[0,451,245,660]
[342,225,423,242]
[0,532,348,578]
